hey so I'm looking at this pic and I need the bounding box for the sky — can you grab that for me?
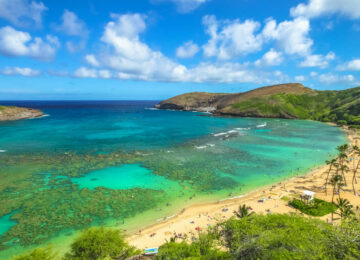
[0,0,360,100]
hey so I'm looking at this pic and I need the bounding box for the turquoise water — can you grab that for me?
[0,101,346,259]
[71,164,177,190]
[0,213,16,237]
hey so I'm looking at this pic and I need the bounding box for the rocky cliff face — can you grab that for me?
[0,106,43,122]
[155,92,229,113]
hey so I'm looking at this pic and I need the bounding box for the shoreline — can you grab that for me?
[127,126,359,250]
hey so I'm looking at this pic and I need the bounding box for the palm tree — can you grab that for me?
[330,174,344,222]
[325,158,337,195]
[352,146,360,195]
[233,204,254,218]
[336,198,354,219]
[338,153,348,185]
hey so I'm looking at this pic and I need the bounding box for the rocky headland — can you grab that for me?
[0,105,43,122]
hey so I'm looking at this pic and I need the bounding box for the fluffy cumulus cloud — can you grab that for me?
[152,0,210,13]
[290,0,360,19]
[337,59,360,71]
[255,49,283,67]
[56,10,88,53]
[1,66,41,76]
[262,17,313,56]
[0,26,58,61]
[176,41,199,58]
[0,0,47,27]
[299,52,335,68]
[203,15,262,60]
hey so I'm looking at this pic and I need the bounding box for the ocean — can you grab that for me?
[0,100,345,259]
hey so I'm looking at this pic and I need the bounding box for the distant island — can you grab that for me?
[0,105,43,122]
[156,83,360,128]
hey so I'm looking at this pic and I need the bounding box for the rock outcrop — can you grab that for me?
[0,105,43,122]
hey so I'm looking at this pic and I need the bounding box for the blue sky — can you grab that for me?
[0,0,360,100]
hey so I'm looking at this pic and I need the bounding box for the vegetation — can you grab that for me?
[289,198,337,216]
[231,88,360,126]
[64,227,140,260]
[13,247,57,260]
[233,204,254,218]
[13,211,360,260]
[157,233,229,260]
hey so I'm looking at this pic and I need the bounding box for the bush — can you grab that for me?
[289,198,337,216]
[337,120,348,126]
[157,232,230,260]
[64,227,140,260]
[12,247,57,260]
[221,214,344,259]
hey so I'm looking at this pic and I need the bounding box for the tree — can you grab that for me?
[325,159,337,195]
[64,227,140,260]
[330,174,344,222]
[352,146,360,195]
[336,198,354,219]
[13,247,57,260]
[233,204,254,219]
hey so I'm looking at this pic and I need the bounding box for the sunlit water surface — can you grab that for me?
[0,101,345,259]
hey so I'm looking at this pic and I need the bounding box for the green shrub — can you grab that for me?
[64,227,140,260]
[157,231,230,260]
[220,214,350,259]
[289,198,337,216]
[12,247,57,260]
[337,120,348,126]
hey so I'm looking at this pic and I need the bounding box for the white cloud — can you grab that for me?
[318,73,356,85]
[290,0,360,19]
[203,15,262,60]
[255,49,283,67]
[0,0,47,27]
[299,52,335,68]
[262,17,312,56]
[74,67,98,78]
[295,75,306,81]
[85,54,100,67]
[57,10,88,37]
[1,66,41,76]
[176,41,199,58]
[0,26,58,61]
[152,0,210,13]
[337,59,360,71]
[78,13,285,84]
[56,10,88,53]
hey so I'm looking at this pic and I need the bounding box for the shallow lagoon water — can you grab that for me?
[71,164,178,190]
[0,101,346,259]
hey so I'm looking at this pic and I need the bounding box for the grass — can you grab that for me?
[231,87,360,126]
[289,198,337,216]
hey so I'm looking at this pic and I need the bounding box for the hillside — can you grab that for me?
[0,105,43,122]
[156,83,360,127]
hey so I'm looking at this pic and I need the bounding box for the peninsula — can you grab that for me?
[0,105,43,122]
[156,83,360,127]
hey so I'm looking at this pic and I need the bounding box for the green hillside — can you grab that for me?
[157,84,360,127]
[229,88,360,126]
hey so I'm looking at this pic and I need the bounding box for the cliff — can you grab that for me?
[0,105,43,122]
[156,83,360,126]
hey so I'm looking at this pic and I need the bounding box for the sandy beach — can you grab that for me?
[128,126,360,250]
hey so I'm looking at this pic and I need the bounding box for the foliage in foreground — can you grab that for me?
[13,214,360,260]
[13,247,57,260]
[158,214,360,260]
[63,227,140,260]
[289,198,337,216]
[157,232,230,260]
